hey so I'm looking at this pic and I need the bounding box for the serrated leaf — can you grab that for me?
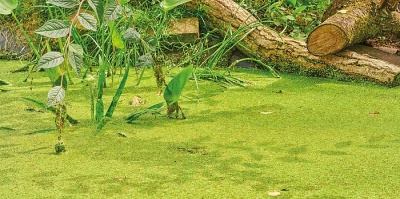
[47,86,66,107]
[164,65,193,105]
[78,12,97,31]
[0,0,18,15]
[35,19,70,38]
[46,0,79,8]
[160,0,192,11]
[104,1,122,24]
[68,44,83,76]
[37,51,64,69]
[123,27,140,43]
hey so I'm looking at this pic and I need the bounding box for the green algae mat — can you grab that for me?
[1,60,399,198]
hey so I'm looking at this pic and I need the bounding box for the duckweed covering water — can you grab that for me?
[1,60,399,198]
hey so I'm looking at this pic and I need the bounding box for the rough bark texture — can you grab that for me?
[186,0,400,86]
[308,0,400,56]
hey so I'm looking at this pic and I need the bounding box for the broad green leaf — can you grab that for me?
[110,22,124,49]
[35,19,70,38]
[46,0,79,8]
[78,12,97,31]
[37,51,64,69]
[68,44,83,76]
[160,0,192,11]
[123,27,140,43]
[0,0,18,15]
[164,65,193,105]
[47,86,66,107]
[103,1,122,24]
[88,0,104,21]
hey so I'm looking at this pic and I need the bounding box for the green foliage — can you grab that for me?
[164,65,193,106]
[35,19,71,38]
[36,51,64,69]
[68,43,83,76]
[239,0,331,40]
[22,97,78,124]
[0,0,18,15]
[160,0,193,11]
[164,65,193,118]
[46,0,79,8]
[47,85,66,107]
[125,102,165,123]
[77,12,97,31]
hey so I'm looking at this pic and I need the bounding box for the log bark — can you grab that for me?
[308,0,400,56]
[186,0,400,86]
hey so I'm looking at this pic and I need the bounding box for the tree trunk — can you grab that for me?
[308,0,400,56]
[186,0,400,86]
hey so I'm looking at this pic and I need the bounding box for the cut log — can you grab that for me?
[308,0,400,56]
[186,0,400,86]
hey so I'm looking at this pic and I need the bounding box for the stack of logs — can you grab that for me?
[186,0,400,86]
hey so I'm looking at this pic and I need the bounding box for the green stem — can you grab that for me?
[11,11,40,58]
[97,50,130,132]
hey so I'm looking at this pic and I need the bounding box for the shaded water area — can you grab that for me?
[1,60,400,198]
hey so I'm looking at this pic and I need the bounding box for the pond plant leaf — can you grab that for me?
[0,0,18,15]
[35,19,70,38]
[47,86,66,107]
[46,0,79,8]
[37,51,64,69]
[78,12,97,31]
[164,65,193,118]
